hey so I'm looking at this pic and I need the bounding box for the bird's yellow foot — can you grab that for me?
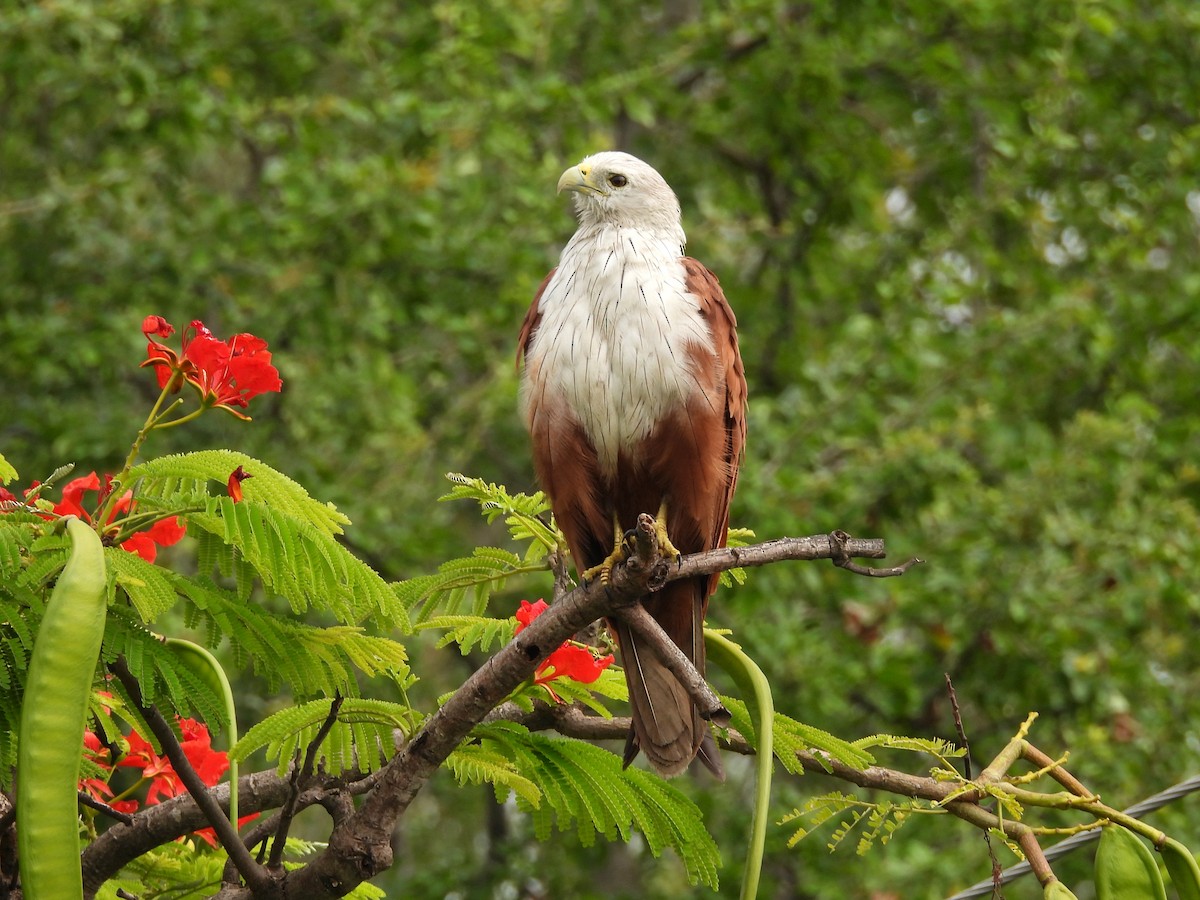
[581,545,628,586]
[581,519,632,586]
[653,503,682,566]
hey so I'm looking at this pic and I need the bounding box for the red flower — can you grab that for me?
[514,600,614,701]
[48,472,185,563]
[226,465,252,502]
[84,719,237,840]
[118,717,229,805]
[514,598,550,630]
[142,318,282,419]
[119,729,181,804]
[55,471,103,517]
[177,717,231,786]
[142,315,174,339]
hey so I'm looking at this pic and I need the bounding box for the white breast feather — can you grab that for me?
[524,225,713,474]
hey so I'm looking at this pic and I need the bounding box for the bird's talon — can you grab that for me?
[581,542,629,586]
[651,518,682,565]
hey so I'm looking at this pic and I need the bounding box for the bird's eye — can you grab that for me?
[608,174,628,187]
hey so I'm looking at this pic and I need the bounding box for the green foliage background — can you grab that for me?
[3,1,1199,897]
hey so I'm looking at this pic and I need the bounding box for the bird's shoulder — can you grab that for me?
[681,256,738,332]
[516,267,554,368]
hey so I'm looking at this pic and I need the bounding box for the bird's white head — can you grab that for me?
[557,151,685,245]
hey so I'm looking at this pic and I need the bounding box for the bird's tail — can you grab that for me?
[615,578,724,779]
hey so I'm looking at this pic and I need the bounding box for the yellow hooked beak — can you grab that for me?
[557,163,605,196]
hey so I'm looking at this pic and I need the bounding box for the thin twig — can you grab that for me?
[1021,744,1093,798]
[78,790,136,826]
[829,529,923,577]
[946,675,1002,899]
[268,695,344,869]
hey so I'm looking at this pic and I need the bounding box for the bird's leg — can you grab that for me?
[652,500,682,566]
[581,517,631,586]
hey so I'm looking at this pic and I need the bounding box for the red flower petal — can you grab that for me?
[145,516,187,547]
[515,599,548,632]
[53,472,101,519]
[78,775,138,813]
[536,644,613,686]
[120,532,159,563]
[513,601,613,700]
[178,718,230,786]
[119,729,169,775]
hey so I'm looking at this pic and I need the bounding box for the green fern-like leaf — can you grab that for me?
[474,722,721,888]
[827,806,870,853]
[718,526,755,587]
[721,696,874,774]
[98,836,389,900]
[506,664,627,718]
[101,608,229,733]
[441,473,559,550]
[131,450,348,535]
[131,452,409,631]
[24,529,72,587]
[203,497,405,627]
[417,614,517,654]
[397,546,544,624]
[780,792,863,847]
[853,733,967,766]
[446,741,542,807]
[230,697,418,774]
[0,518,41,583]
[0,453,15,485]
[857,802,913,854]
[106,547,180,622]
[781,792,935,854]
[99,840,230,899]
[174,575,411,698]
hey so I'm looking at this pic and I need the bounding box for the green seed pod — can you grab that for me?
[1095,823,1168,900]
[17,518,108,900]
[1044,879,1080,899]
[1160,837,1200,900]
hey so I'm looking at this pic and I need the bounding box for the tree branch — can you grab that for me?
[489,703,1071,884]
[80,766,380,896]
[82,529,910,899]
[277,528,910,898]
[665,532,919,584]
[614,603,730,724]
